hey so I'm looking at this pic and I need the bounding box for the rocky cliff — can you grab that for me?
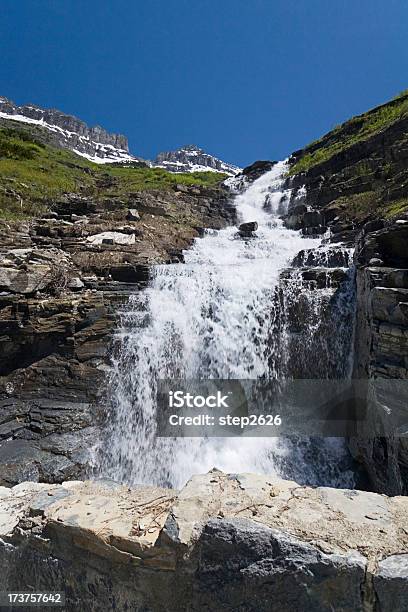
[283,93,408,495]
[1,470,407,611]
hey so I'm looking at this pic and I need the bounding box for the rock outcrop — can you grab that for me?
[0,470,407,611]
[286,96,408,241]
[242,159,277,181]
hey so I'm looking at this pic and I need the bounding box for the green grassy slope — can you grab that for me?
[287,89,408,222]
[289,90,408,176]
[0,121,227,219]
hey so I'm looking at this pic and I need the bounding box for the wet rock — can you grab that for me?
[292,204,308,216]
[238,221,258,237]
[280,267,349,290]
[284,212,304,230]
[292,247,351,268]
[241,160,276,182]
[301,225,327,236]
[284,208,325,233]
[303,210,324,227]
[109,264,149,284]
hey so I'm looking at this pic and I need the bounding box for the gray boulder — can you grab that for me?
[195,518,366,612]
[374,554,408,610]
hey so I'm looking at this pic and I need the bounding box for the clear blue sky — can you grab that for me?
[1,0,407,167]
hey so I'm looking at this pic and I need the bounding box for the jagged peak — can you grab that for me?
[154,143,241,176]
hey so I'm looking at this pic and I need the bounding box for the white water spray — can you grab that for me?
[99,161,355,488]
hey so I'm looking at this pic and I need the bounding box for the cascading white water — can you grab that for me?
[99,161,356,488]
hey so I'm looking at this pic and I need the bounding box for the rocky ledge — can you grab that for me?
[0,470,407,611]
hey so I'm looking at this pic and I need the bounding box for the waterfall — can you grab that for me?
[98,161,356,489]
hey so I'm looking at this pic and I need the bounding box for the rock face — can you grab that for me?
[154,144,241,175]
[0,186,235,486]
[350,217,408,495]
[242,159,277,181]
[0,470,407,611]
[285,102,408,241]
[0,96,141,164]
[282,98,408,495]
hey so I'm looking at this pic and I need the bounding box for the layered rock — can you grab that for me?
[281,96,408,495]
[286,102,408,241]
[350,217,408,494]
[0,470,407,611]
[0,185,235,485]
[274,244,355,383]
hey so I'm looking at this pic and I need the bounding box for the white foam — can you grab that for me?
[99,162,343,488]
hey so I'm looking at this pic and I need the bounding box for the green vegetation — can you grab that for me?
[329,192,379,222]
[383,198,408,219]
[327,192,408,224]
[0,123,226,219]
[0,128,45,161]
[393,88,408,100]
[104,165,226,193]
[289,92,408,175]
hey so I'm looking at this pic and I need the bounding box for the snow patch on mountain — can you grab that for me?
[153,144,241,176]
[0,111,138,164]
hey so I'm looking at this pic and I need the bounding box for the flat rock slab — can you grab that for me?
[168,470,408,560]
[0,471,407,611]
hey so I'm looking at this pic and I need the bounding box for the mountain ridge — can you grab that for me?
[0,96,140,164]
[0,96,239,174]
[154,144,241,175]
